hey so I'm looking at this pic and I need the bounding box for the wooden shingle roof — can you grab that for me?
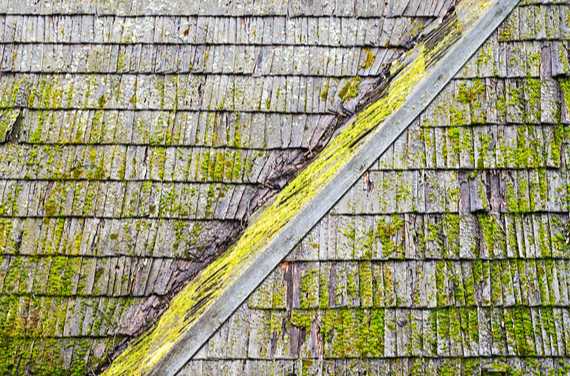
[182,1,570,374]
[0,0,461,373]
[101,1,559,375]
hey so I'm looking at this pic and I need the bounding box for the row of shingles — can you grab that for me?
[247,257,570,309]
[0,145,284,183]
[496,3,570,43]
[284,213,569,261]
[0,294,139,337]
[420,77,557,126]
[376,123,561,170]
[194,304,570,359]
[0,14,423,47]
[182,358,570,376]
[0,218,239,258]
[2,44,402,78]
[0,252,187,297]
[0,0,451,17]
[332,169,566,214]
[371,118,560,171]
[0,337,120,375]
[0,179,255,219]
[0,73,348,113]
[6,111,334,149]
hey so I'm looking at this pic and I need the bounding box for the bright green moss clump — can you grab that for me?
[299,269,319,309]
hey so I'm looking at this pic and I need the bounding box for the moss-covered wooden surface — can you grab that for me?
[0,0,455,374]
[186,1,570,374]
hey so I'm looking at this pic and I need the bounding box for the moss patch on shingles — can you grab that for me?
[361,49,376,70]
[338,77,362,103]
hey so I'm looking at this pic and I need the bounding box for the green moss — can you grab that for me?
[527,78,541,120]
[289,310,313,332]
[375,215,405,258]
[477,133,492,169]
[272,281,286,309]
[450,261,465,304]
[507,82,524,120]
[552,121,564,166]
[467,308,479,348]
[319,267,330,308]
[435,261,447,307]
[0,109,19,142]
[490,262,503,304]
[449,307,462,347]
[359,262,373,307]
[361,49,376,70]
[479,214,506,257]
[338,77,362,103]
[449,104,467,126]
[476,44,493,68]
[443,214,460,257]
[561,79,570,115]
[339,308,356,356]
[44,193,60,217]
[346,268,359,303]
[47,256,80,295]
[437,308,450,353]
[368,309,384,356]
[299,269,319,309]
[320,81,330,102]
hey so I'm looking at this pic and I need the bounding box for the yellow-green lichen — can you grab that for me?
[338,77,362,103]
[360,49,376,70]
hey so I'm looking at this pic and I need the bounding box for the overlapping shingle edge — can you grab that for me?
[103,1,521,375]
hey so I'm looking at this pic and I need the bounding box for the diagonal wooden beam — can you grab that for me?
[103,1,521,374]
